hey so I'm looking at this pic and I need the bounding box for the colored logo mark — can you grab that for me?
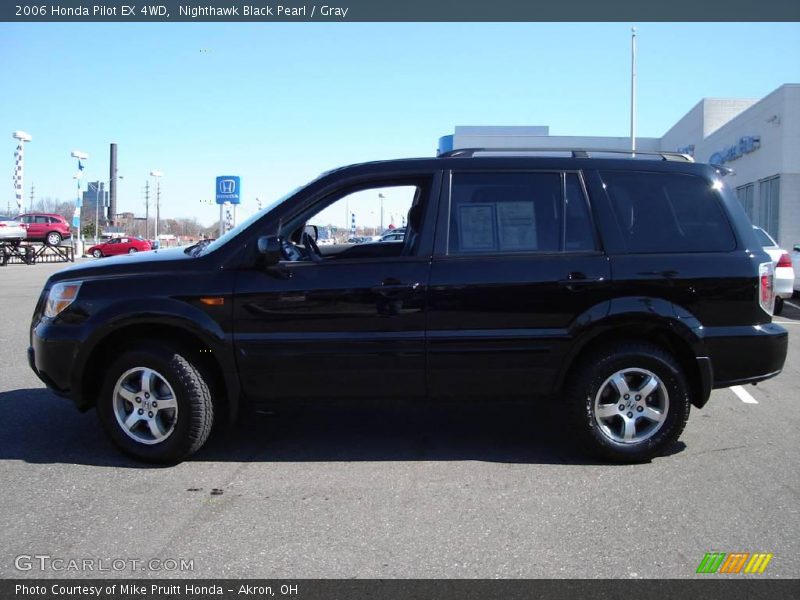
[696,552,773,574]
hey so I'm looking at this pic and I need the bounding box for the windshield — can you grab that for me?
[194,187,302,256]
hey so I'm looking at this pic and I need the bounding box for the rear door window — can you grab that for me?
[447,172,595,255]
[600,171,736,253]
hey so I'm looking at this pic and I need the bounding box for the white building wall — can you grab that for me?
[661,100,705,154]
[691,85,800,246]
[703,99,758,138]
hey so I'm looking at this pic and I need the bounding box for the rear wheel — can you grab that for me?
[46,231,62,246]
[128,248,138,254]
[774,297,784,316]
[96,343,214,463]
[92,249,102,258]
[566,343,690,462]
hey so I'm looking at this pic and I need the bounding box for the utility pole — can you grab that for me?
[29,183,35,211]
[630,26,637,154]
[144,181,150,240]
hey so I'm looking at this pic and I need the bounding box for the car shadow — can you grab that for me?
[776,298,800,321]
[0,388,686,468]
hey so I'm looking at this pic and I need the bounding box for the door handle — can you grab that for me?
[557,272,606,287]
[371,282,421,295]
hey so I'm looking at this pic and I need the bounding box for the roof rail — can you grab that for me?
[438,148,695,162]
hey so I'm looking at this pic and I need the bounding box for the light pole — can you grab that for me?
[94,181,101,244]
[150,170,163,245]
[630,26,637,153]
[71,150,88,240]
[378,192,385,233]
[13,131,32,214]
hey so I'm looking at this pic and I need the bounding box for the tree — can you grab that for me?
[81,223,97,239]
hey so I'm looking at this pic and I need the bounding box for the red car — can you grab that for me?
[16,213,72,246]
[87,237,151,258]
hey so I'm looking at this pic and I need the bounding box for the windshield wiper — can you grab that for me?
[185,238,213,256]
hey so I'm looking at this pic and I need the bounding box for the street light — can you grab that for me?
[150,170,163,244]
[378,192,386,233]
[93,181,101,244]
[13,131,32,214]
[71,150,88,240]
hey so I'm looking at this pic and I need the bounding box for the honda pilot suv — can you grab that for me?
[28,149,788,463]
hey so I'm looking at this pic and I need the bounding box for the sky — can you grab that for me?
[1,22,799,227]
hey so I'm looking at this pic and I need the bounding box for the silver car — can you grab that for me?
[0,216,26,244]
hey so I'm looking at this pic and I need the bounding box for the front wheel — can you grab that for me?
[96,343,214,463]
[92,249,102,258]
[128,248,138,254]
[46,231,62,246]
[566,343,690,463]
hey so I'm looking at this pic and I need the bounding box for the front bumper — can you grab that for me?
[29,323,86,408]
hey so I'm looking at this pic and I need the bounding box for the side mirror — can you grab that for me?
[303,224,318,241]
[257,235,281,265]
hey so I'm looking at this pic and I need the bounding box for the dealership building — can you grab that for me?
[438,84,800,247]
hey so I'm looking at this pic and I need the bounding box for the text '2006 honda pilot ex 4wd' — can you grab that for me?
[29,149,788,464]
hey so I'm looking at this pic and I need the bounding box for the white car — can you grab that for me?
[793,245,800,295]
[753,226,794,314]
[0,216,27,244]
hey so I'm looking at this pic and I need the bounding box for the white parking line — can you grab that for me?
[773,321,800,325]
[730,385,759,404]
[786,300,800,311]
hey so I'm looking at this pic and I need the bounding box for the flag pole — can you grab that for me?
[630,26,637,154]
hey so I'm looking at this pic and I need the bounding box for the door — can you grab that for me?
[233,174,441,402]
[426,170,611,400]
[106,239,126,255]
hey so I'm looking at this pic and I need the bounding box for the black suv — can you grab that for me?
[28,149,788,463]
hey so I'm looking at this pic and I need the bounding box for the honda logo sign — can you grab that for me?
[215,176,241,205]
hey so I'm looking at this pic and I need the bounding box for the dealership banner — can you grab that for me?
[2,0,799,22]
[4,579,800,600]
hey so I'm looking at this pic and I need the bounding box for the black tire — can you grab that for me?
[774,297,784,316]
[92,249,102,258]
[46,231,62,246]
[566,342,691,463]
[96,343,214,464]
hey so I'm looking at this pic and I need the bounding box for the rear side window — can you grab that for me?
[448,172,595,255]
[600,171,736,253]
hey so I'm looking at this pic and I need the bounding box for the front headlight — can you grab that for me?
[44,282,82,318]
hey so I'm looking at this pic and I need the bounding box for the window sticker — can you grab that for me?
[497,201,537,250]
[457,204,496,251]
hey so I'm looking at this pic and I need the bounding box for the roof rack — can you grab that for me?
[438,148,695,162]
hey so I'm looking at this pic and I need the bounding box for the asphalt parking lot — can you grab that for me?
[1,260,798,579]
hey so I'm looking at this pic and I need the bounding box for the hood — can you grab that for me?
[49,246,197,282]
